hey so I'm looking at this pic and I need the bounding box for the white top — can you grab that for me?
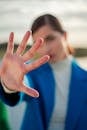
[48,56,73,130]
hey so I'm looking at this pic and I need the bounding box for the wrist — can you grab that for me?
[1,78,17,93]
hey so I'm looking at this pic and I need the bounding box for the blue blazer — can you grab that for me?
[0,59,87,130]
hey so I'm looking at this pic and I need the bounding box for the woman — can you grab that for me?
[0,14,87,130]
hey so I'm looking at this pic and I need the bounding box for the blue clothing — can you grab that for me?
[0,59,87,130]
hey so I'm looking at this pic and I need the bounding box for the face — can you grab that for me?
[33,25,68,63]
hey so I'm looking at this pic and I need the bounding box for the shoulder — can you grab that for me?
[71,58,87,80]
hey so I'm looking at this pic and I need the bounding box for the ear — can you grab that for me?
[63,31,67,40]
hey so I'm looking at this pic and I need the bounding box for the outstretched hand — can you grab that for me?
[0,31,49,97]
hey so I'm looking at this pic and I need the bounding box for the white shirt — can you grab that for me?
[48,56,72,130]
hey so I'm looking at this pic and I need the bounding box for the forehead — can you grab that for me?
[33,25,55,40]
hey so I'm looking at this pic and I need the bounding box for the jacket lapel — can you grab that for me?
[65,61,87,130]
[28,63,56,129]
[38,63,56,127]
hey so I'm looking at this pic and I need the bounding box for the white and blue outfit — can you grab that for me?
[0,56,87,130]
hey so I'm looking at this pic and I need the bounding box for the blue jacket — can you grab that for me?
[0,59,87,130]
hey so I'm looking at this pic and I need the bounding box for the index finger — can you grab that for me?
[24,55,50,74]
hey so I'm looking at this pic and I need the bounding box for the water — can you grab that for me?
[0,0,87,46]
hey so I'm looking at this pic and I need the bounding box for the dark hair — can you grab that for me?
[31,14,65,35]
[31,14,74,55]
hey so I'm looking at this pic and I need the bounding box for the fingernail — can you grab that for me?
[44,55,50,61]
[33,91,39,98]
[26,31,30,36]
[9,32,14,42]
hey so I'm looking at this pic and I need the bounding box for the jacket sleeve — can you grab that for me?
[0,82,22,106]
[0,73,35,106]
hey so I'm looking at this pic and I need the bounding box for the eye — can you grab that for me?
[45,35,56,43]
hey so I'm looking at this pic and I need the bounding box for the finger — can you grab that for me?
[6,32,14,54]
[24,55,50,73]
[20,84,39,97]
[22,38,43,62]
[16,31,30,55]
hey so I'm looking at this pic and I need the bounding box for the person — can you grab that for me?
[0,14,87,130]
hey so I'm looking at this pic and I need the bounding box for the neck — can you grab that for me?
[57,50,69,63]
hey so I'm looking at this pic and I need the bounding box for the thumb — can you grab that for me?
[21,84,39,98]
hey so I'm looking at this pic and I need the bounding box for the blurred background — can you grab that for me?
[0,0,87,130]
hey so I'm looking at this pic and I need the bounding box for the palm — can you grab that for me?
[0,31,49,97]
[1,53,26,91]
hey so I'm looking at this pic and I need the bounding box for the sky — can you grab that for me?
[0,0,87,47]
